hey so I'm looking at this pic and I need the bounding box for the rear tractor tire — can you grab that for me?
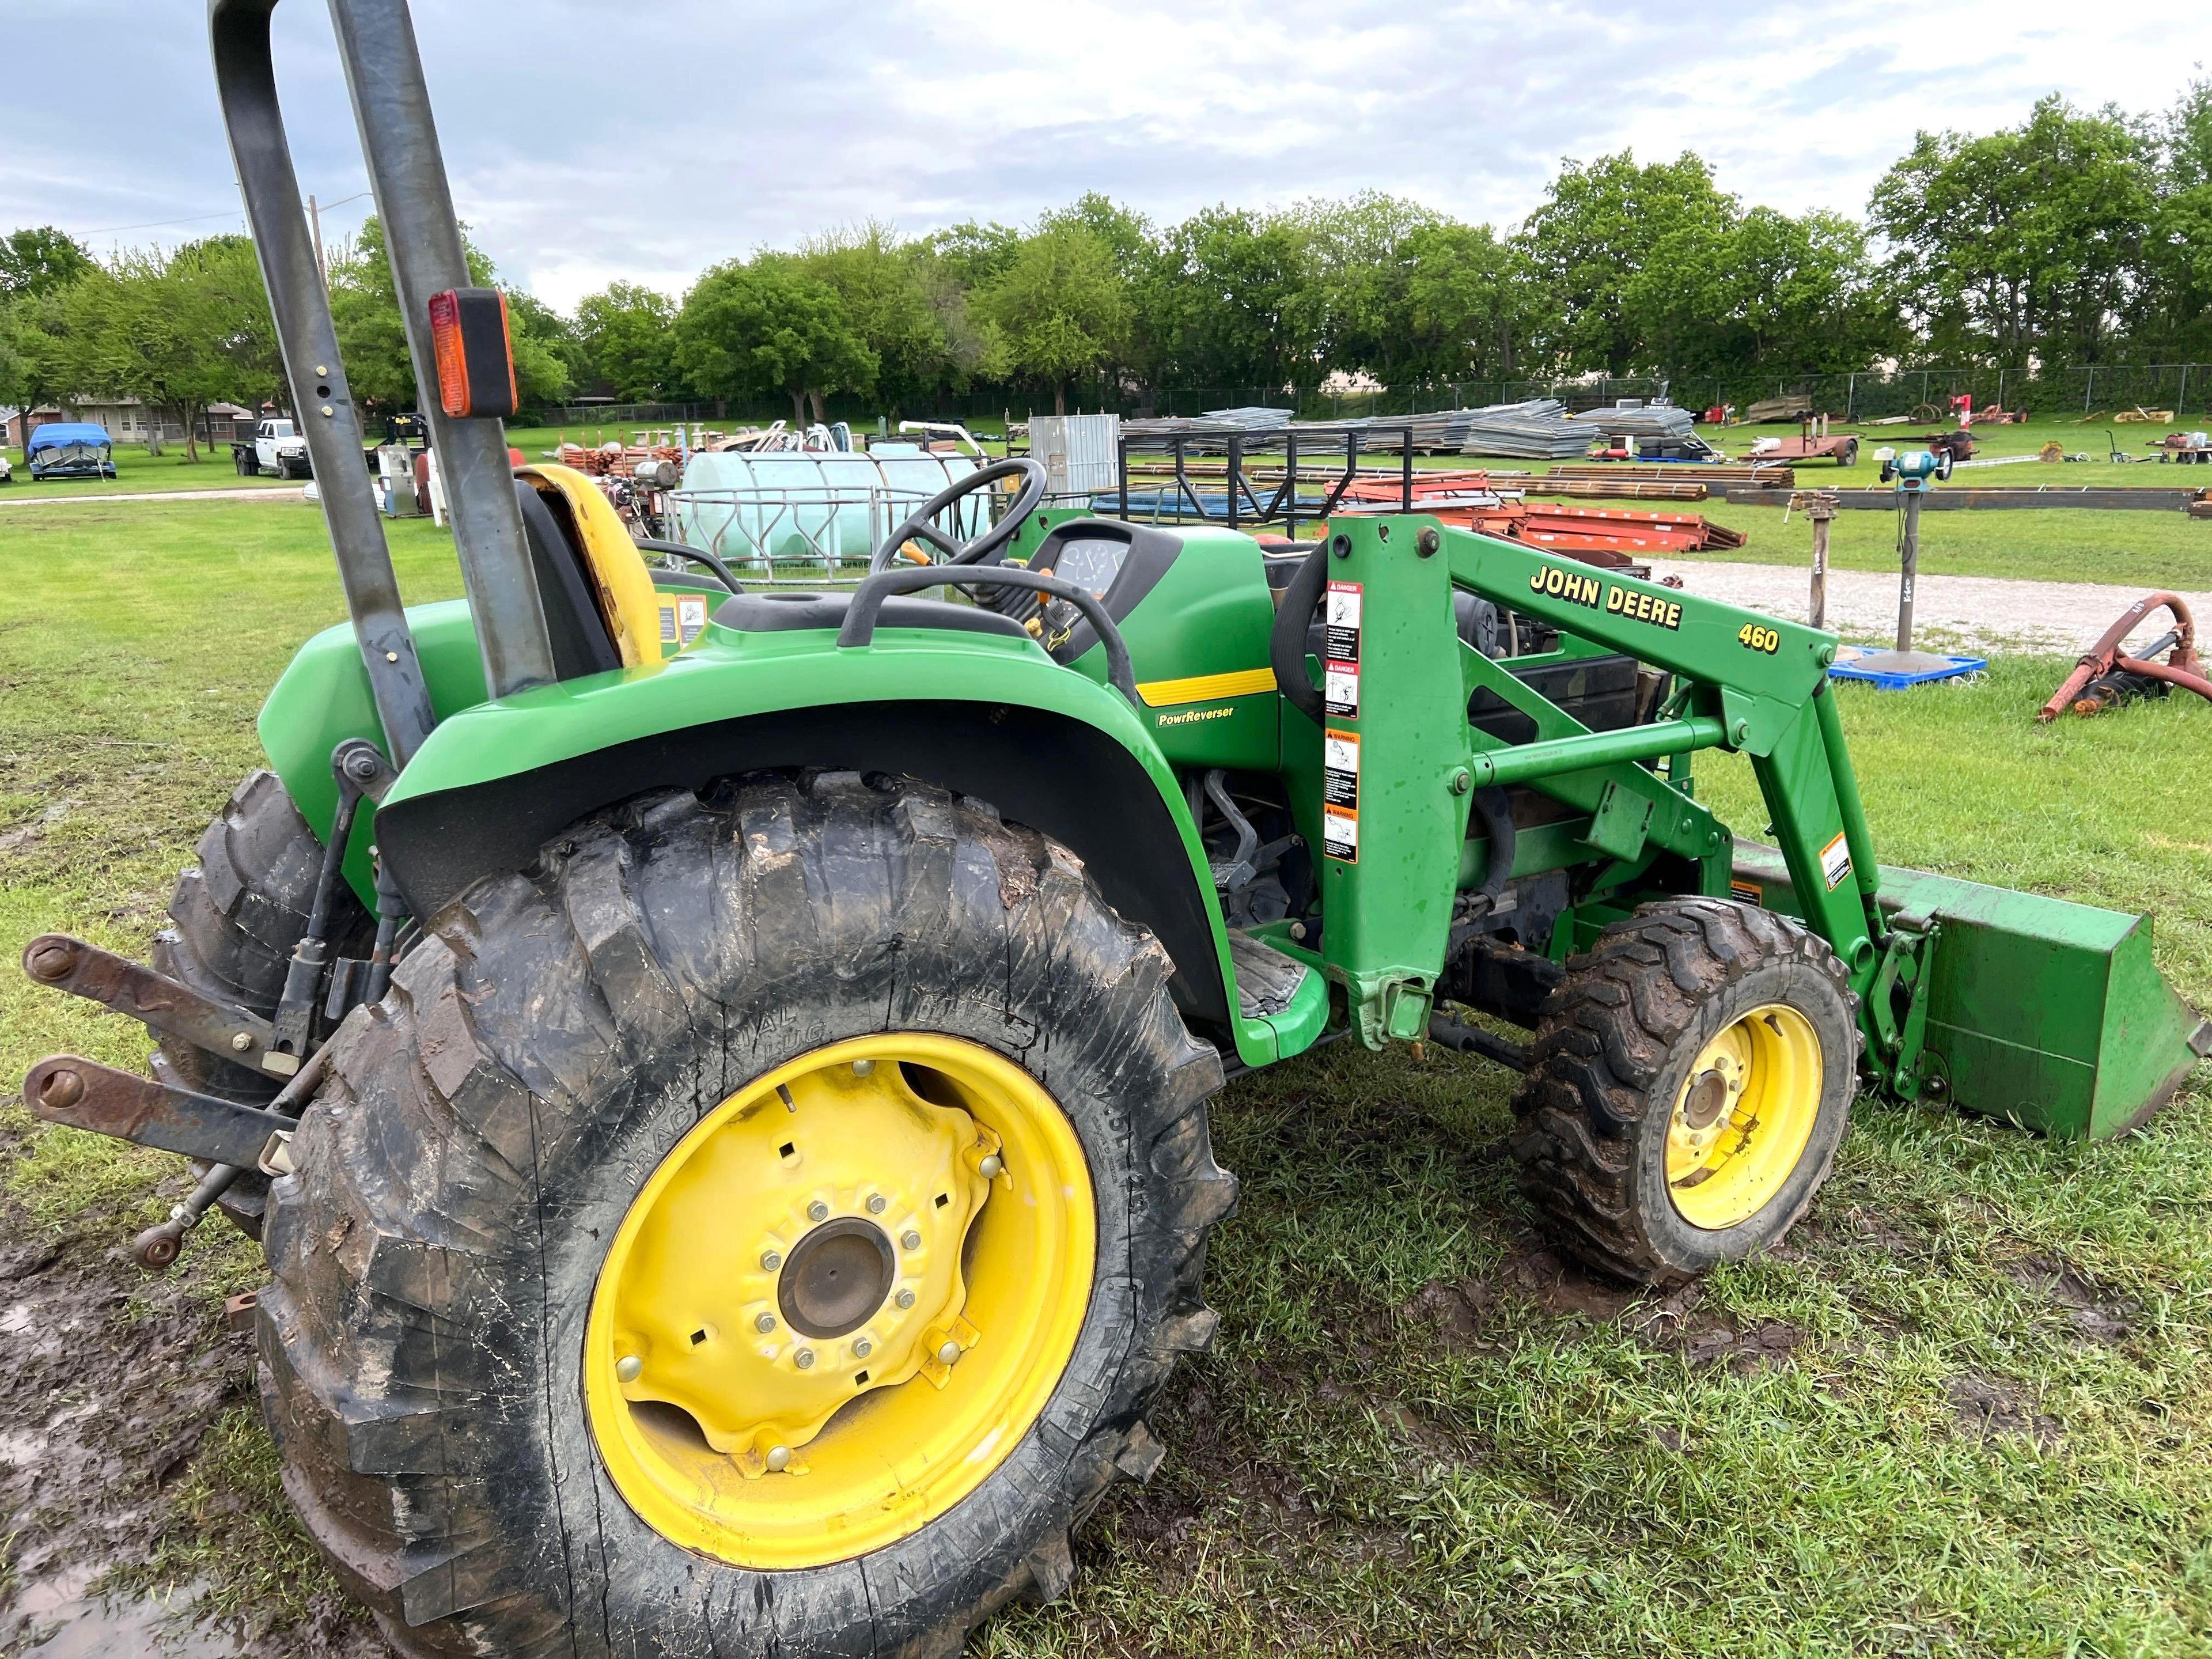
[258,771,1235,1657]
[1510,897,1859,1285]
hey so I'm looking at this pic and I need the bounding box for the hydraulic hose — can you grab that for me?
[1270,536,1332,726]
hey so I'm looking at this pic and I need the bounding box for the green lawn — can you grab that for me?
[1,497,2207,1655]
[0,439,300,500]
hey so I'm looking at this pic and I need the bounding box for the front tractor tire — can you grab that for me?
[258,771,1234,1658]
[1510,897,1859,1285]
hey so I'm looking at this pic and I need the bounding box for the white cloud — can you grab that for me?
[1,0,2197,312]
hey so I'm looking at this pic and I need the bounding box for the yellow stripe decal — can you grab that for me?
[1137,667,1278,708]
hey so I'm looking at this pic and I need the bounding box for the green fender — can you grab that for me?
[259,601,1311,1068]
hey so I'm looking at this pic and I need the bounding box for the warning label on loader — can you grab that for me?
[1324,581,1361,662]
[1323,729,1359,808]
[1819,831,1852,892]
[1324,661,1359,718]
[1323,804,1359,862]
[1323,730,1359,861]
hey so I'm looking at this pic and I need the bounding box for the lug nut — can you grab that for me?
[900,1230,922,1252]
[760,1249,783,1271]
[853,1338,873,1359]
[936,1341,961,1366]
[895,1288,916,1309]
[978,1154,1003,1180]
[615,1354,643,1383]
[865,1193,887,1215]
[808,1200,830,1222]
[765,1445,791,1472]
[852,1058,876,1077]
[755,1312,777,1334]
[36,1069,84,1112]
[794,1349,816,1370]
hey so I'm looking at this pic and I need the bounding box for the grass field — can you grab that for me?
[0,440,301,501]
[1,497,2208,1655]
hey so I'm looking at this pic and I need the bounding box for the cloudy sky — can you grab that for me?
[2,2,2198,311]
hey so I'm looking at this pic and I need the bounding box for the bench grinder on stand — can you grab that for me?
[1839,448,1979,684]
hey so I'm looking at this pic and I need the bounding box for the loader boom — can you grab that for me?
[1307,517,2207,1136]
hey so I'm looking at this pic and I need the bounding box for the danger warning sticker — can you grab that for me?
[1324,581,1361,664]
[1819,830,1852,892]
[1324,661,1359,718]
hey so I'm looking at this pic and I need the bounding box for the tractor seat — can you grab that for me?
[711,589,1029,641]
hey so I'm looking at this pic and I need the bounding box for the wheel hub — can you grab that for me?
[1665,1006,1823,1228]
[582,1032,1096,1571]
[779,1217,896,1338]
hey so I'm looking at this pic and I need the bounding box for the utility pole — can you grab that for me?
[308,194,327,291]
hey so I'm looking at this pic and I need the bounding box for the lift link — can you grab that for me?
[20,933,289,1078]
[23,1055,300,1172]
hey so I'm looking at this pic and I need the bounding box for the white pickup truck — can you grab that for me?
[238,418,312,479]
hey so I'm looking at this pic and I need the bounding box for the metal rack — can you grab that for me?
[1111,427,1417,535]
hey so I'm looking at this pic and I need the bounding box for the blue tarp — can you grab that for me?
[27,423,113,453]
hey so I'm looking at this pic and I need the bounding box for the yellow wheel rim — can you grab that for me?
[1664,1003,1824,1230]
[584,1033,1095,1569]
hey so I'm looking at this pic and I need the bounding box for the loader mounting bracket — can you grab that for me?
[1866,913,1942,1100]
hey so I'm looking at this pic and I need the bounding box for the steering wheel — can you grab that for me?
[868,457,1049,573]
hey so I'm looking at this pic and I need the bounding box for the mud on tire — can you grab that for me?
[257,770,1234,1658]
[1510,896,1859,1286]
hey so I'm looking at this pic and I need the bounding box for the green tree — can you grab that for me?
[1149,206,1319,393]
[675,252,876,422]
[1038,194,1158,382]
[172,234,285,413]
[54,249,230,461]
[503,289,585,406]
[0,226,93,447]
[1522,151,1737,374]
[0,288,77,448]
[575,282,680,400]
[980,225,1130,415]
[1399,219,1543,384]
[2131,77,2212,359]
[1870,96,2150,364]
[0,226,92,302]
[328,217,570,412]
[801,224,947,410]
[1293,191,1437,381]
[923,221,1022,289]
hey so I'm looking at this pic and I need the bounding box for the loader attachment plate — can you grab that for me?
[1733,843,2210,1139]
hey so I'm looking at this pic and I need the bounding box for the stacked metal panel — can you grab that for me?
[1564,403,1700,442]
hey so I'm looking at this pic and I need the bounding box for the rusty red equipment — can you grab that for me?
[2037,593,2212,721]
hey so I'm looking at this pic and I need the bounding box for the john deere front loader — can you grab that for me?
[18,2,2207,1653]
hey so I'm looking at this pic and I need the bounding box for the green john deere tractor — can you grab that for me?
[18,2,2209,1654]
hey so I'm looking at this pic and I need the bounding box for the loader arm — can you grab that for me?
[1307,517,2205,1135]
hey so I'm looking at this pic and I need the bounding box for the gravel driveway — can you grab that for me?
[1647,558,2212,655]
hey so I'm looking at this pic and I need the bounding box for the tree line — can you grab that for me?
[4,84,2209,440]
